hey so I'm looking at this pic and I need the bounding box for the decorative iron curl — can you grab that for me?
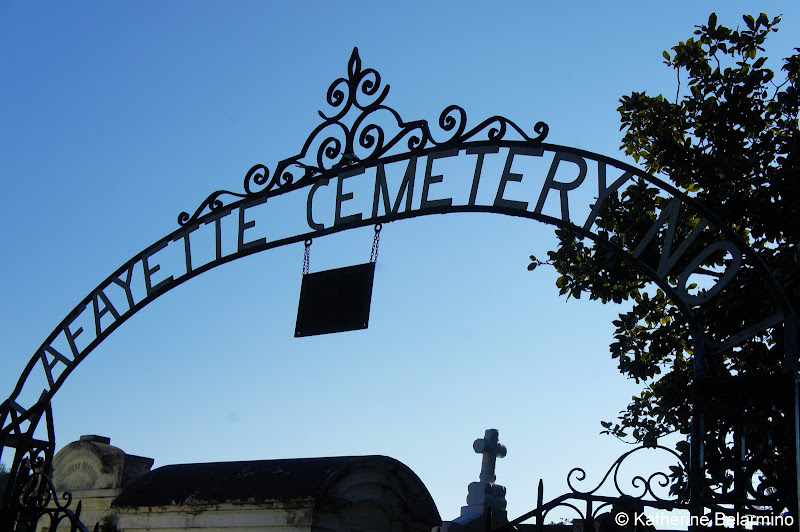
[15,455,98,532]
[178,47,549,226]
[566,445,687,503]
[177,189,248,226]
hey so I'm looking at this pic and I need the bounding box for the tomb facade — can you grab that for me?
[49,435,440,532]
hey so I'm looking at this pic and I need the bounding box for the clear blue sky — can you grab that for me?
[2,1,798,524]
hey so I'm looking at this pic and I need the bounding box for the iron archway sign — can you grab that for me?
[2,49,798,529]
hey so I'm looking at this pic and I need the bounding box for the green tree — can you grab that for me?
[536,13,799,511]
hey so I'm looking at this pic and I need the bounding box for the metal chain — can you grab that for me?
[302,239,312,275]
[370,224,382,263]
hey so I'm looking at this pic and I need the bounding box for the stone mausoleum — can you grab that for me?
[46,430,522,532]
[48,434,452,532]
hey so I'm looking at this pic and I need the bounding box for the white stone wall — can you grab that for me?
[114,502,314,532]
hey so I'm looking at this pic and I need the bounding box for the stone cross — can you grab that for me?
[472,429,507,484]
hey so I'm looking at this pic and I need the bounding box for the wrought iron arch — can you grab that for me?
[1,48,797,530]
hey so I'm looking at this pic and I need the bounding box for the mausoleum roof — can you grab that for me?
[112,455,437,521]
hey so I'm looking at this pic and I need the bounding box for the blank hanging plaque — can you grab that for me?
[295,262,376,337]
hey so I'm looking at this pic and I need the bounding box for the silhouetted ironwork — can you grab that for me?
[12,455,98,532]
[177,48,548,226]
[495,446,690,531]
[1,48,797,530]
[0,402,97,531]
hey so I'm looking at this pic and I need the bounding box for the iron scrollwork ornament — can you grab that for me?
[699,378,791,515]
[565,445,689,505]
[13,454,98,532]
[178,48,549,226]
[500,445,690,530]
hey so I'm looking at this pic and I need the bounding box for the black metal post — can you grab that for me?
[786,318,800,524]
[689,333,708,530]
[536,479,544,532]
